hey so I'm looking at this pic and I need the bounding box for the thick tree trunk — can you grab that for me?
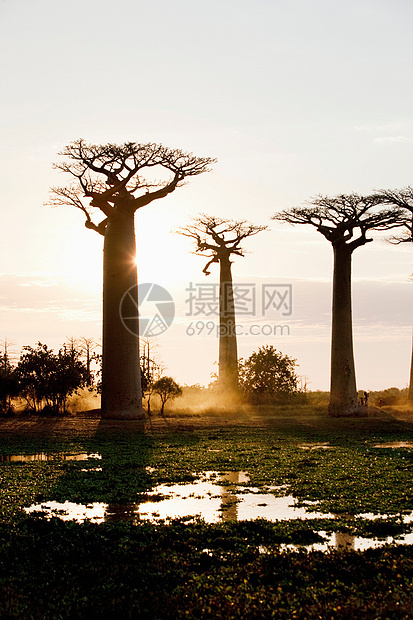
[408,326,413,405]
[101,211,143,419]
[329,243,362,417]
[218,255,239,393]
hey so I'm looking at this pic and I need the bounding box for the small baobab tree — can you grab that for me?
[273,193,404,417]
[49,140,215,419]
[374,187,413,405]
[179,215,267,393]
[78,337,99,387]
[64,337,100,387]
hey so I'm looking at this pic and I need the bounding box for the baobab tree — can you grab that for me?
[49,140,215,419]
[179,215,267,393]
[374,187,413,405]
[64,337,99,387]
[273,194,404,417]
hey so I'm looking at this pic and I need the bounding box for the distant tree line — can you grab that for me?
[0,338,186,418]
[0,339,99,415]
[1,336,301,415]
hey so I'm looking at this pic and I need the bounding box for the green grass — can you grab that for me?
[1,409,413,617]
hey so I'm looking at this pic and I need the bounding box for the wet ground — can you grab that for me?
[2,408,413,553]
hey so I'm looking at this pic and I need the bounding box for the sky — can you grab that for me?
[1,0,412,391]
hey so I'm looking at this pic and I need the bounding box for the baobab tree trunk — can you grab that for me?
[329,243,361,417]
[408,327,413,405]
[101,211,143,419]
[218,255,239,393]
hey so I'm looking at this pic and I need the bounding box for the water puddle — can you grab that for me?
[24,471,331,524]
[24,469,413,551]
[372,442,413,449]
[299,443,333,450]
[0,453,101,462]
[22,468,413,552]
[280,530,413,553]
[25,495,332,525]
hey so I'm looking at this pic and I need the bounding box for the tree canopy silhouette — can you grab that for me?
[374,187,413,244]
[49,140,215,419]
[374,187,413,404]
[152,376,182,416]
[239,345,298,404]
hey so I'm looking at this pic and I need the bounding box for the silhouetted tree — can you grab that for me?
[179,215,266,393]
[374,187,413,244]
[152,376,182,416]
[16,343,54,412]
[239,345,298,403]
[273,194,404,416]
[0,341,19,414]
[374,187,413,405]
[0,368,19,415]
[64,337,100,388]
[140,337,164,416]
[49,140,215,419]
[78,337,99,387]
[17,342,88,414]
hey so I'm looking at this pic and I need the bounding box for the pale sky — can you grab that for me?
[1,0,412,391]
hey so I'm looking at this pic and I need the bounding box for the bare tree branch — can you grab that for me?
[177,214,267,273]
[46,186,108,236]
[373,187,413,243]
[272,193,406,250]
[50,139,216,232]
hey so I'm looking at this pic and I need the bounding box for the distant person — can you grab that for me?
[379,398,383,407]
[364,391,369,407]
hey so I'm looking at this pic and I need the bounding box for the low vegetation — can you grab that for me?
[1,409,413,616]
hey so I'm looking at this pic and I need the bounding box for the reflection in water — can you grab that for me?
[26,500,107,523]
[220,471,241,521]
[105,503,142,523]
[334,531,355,550]
[135,471,252,524]
[279,531,413,553]
[25,471,331,526]
[23,469,413,552]
[0,453,102,462]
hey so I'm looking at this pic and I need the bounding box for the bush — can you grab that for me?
[239,345,299,404]
[16,342,89,414]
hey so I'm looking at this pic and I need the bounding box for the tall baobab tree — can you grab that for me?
[179,215,267,393]
[374,187,413,405]
[49,140,215,419]
[273,194,404,417]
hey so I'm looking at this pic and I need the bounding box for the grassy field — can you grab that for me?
[1,405,413,618]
